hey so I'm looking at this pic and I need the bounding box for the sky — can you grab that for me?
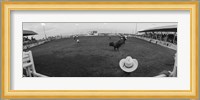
[23,22,177,39]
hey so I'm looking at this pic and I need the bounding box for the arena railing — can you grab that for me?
[23,51,48,77]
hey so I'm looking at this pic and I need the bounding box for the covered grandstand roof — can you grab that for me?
[23,30,38,36]
[138,25,177,32]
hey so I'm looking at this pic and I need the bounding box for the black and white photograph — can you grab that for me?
[23,22,177,77]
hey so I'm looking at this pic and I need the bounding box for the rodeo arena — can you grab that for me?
[23,23,177,77]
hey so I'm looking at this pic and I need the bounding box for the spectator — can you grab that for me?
[169,53,177,77]
[155,53,177,77]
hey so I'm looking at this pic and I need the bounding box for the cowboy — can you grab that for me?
[76,39,80,43]
[73,35,76,40]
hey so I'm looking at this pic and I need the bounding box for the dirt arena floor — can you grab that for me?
[30,36,176,77]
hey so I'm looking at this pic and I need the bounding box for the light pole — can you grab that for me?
[75,23,79,35]
[135,23,138,34]
[41,23,47,39]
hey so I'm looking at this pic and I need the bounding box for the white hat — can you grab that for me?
[125,36,127,39]
[76,39,80,43]
[119,56,138,72]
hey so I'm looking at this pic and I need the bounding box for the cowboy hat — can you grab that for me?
[119,56,138,72]
[76,39,80,43]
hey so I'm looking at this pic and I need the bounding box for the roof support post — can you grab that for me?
[173,32,176,44]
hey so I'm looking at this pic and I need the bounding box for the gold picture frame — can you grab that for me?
[1,1,199,98]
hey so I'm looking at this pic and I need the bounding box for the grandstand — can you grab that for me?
[136,25,177,50]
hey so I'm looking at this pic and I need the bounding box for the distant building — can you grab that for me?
[89,31,98,36]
